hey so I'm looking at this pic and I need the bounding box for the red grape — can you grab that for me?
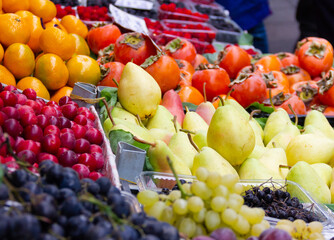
[41,106,58,118]
[23,88,37,100]
[24,124,43,141]
[37,114,49,129]
[89,171,103,180]
[2,106,19,120]
[16,139,40,155]
[72,124,86,139]
[72,163,90,179]
[61,104,77,120]
[3,118,23,137]
[59,150,77,167]
[90,144,103,154]
[41,134,61,154]
[73,114,87,125]
[60,132,76,149]
[74,138,90,153]
[85,128,103,145]
[78,153,97,171]
[0,91,17,106]
[37,153,59,164]
[57,116,71,129]
[44,125,60,136]
[59,96,71,106]
[17,150,37,164]
[16,93,27,105]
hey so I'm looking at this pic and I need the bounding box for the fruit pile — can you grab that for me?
[159,3,209,22]
[0,85,107,180]
[194,3,227,17]
[77,6,112,21]
[55,4,76,18]
[0,161,179,240]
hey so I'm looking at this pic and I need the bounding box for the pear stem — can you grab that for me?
[272,142,277,148]
[279,165,292,169]
[112,78,119,88]
[225,88,235,100]
[102,99,116,126]
[203,82,207,102]
[172,116,178,133]
[288,104,298,126]
[185,106,189,113]
[249,109,261,120]
[187,133,200,153]
[166,156,191,199]
[136,114,145,128]
[217,96,224,106]
[269,89,276,112]
[133,136,156,147]
[179,129,196,134]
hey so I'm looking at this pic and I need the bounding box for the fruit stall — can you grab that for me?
[1,0,334,239]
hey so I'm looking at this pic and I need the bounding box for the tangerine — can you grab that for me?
[66,55,101,87]
[178,86,204,105]
[39,27,75,61]
[17,76,50,100]
[44,17,67,33]
[3,43,35,79]
[34,53,69,90]
[70,33,90,56]
[29,0,56,23]
[61,15,88,39]
[50,86,73,103]
[2,0,29,13]
[0,44,3,62]
[0,13,31,47]
[0,65,16,86]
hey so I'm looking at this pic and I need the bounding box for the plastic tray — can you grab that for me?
[191,2,228,18]
[209,17,242,43]
[121,191,141,213]
[136,172,334,229]
[158,8,208,22]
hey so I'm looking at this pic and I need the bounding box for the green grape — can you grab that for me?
[182,183,192,194]
[146,201,166,220]
[161,206,175,224]
[293,219,307,238]
[195,167,209,181]
[193,208,206,223]
[277,219,293,226]
[227,193,244,212]
[275,224,294,235]
[233,215,250,235]
[194,223,207,237]
[168,190,181,201]
[137,190,159,207]
[251,223,269,237]
[213,185,229,198]
[191,181,212,200]
[309,232,325,240]
[221,174,238,189]
[179,217,196,238]
[222,208,238,226]
[173,199,188,215]
[210,196,227,212]
[307,221,323,234]
[159,194,168,202]
[175,216,185,229]
[239,206,264,225]
[206,172,221,189]
[232,183,244,194]
[187,196,204,213]
[205,210,221,232]
[260,219,270,229]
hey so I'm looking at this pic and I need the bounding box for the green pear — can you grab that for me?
[168,131,197,169]
[287,161,331,204]
[147,140,191,176]
[182,111,208,133]
[302,125,327,137]
[223,98,250,119]
[192,147,238,177]
[111,107,139,125]
[286,134,334,166]
[207,105,255,166]
[149,128,173,145]
[249,119,264,147]
[258,148,288,179]
[104,118,155,143]
[117,62,161,119]
[304,110,334,140]
[263,108,292,145]
[196,101,216,125]
[238,158,281,180]
[248,145,267,159]
[311,163,332,187]
[193,129,207,150]
[146,105,180,133]
[266,124,300,150]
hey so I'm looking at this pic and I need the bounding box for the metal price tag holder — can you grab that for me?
[71,82,98,108]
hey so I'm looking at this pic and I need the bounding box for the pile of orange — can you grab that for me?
[0,0,101,102]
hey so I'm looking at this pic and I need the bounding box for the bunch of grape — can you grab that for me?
[0,160,179,240]
[137,168,271,239]
[276,219,325,240]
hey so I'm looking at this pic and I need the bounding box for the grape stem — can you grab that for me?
[166,156,192,199]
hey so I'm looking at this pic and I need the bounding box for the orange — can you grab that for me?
[45,18,67,33]
[0,13,31,47]
[0,44,3,63]
[50,86,73,103]
[17,76,50,100]
[70,33,90,56]
[2,0,29,13]
[35,52,44,62]
[0,0,2,13]
[61,15,88,39]
[39,27,75,61]
[3,43,35,79]
[29,0,56,23]
[0,65,16,86]
[34,53,69,90]
[16,11,43,54]
[212,94,235,108]
[66,55,101,87]
[178,86,204,105]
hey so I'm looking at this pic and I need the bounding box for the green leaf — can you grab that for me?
[325,204,334,212]
[143,156,154,171]
[254,118,268,129]
[247,102,275,114]
[99,87,118,107]
[182,102,198,112]
[238,32,253,46]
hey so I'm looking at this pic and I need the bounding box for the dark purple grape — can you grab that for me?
[259,228,292,240]
[210,228,237,240]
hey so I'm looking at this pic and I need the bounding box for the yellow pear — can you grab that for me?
[304,110,334,140]
[311,163,332,187]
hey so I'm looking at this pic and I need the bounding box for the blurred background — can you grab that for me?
[264,0,299,53]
